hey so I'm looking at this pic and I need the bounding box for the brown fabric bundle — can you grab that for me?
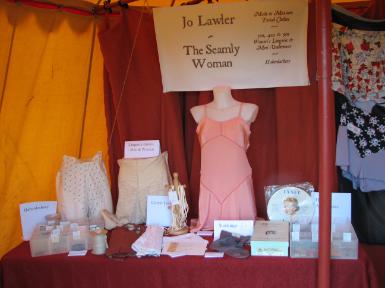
[106,226,144,260]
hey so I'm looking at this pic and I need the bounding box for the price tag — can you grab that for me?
[347,123,361,135]
[292,223,300,232]
[51,228,60,236]
[70,223,79,231]
[60,221,70,226]
[196,231,213,237]
[68,250,87,257]
[204,252,224,258]
[311,223,318,233]
[89,224,98,231]
[168,190,179,205]
[343,232,352,242]
[50,229,60,243]
[51,234,59,243]
[169,252,186,258]
[291,231,300,242]
[72,230,81,240]
[311,232,318,243]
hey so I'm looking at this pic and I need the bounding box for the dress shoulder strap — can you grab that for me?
[204,104,208,117]
[238,103,243,117]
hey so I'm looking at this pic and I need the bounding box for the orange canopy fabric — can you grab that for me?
[0,0,108,257]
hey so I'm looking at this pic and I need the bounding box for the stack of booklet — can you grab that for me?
[162,233,208,258]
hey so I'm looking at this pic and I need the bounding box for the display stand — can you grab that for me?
[166,172,189,236]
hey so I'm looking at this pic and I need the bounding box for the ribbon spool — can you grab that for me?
[91,229,108,255]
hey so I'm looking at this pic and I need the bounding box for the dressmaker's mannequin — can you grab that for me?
[190,86,258,124]
[190,86,258,231]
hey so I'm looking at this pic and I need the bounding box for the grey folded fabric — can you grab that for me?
[209,230,250,259]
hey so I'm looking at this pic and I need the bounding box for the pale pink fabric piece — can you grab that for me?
[193,105,257,231]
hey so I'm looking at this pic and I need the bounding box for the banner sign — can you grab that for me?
[153,0,309,92]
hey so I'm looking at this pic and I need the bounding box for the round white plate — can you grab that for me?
[267,186,314,224]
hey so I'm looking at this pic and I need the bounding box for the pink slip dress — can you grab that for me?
[192,104,257,231]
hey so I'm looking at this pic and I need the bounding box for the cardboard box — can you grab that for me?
[250,221,289,257]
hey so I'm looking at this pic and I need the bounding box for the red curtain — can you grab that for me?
[362,0,385,19]
[98,3,318,219]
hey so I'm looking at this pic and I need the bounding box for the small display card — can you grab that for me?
[312,192,351,223]
[19,201,57,241]
[146,195,172,227]
[196,231,213,237]
[124,140,160,159]
[213,220,254,240]
[68,250,87,257]
[204,252,224,258]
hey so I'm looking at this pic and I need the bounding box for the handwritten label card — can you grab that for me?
[213,220,254,240]
[146,195,172,227]
[124,140,160,159]
[19,201,57,241]
[312,192,351,223]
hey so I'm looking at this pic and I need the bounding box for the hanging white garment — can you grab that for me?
[116,152,171,224]
[56,152,113,222]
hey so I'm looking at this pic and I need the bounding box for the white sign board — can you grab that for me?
[312,192,351,223]
[213,220,254,240]
[153,0,309,92]
[19,201,57,241]
[146,195,172,227]
[124,140,160,159]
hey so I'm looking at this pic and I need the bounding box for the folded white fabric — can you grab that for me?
[132,225,164,257]
[101,209,129,230]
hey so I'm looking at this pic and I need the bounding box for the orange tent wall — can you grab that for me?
[0,0,108,257]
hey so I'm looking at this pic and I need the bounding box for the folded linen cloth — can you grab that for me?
[132,225,164,257]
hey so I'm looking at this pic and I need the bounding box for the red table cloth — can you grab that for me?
[1,242,381,288]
